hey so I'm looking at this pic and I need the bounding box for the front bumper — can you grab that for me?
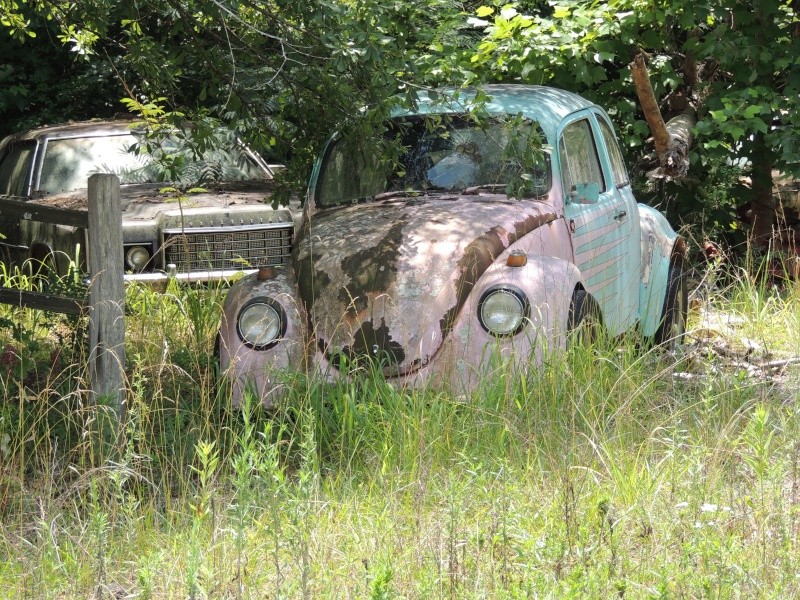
[123,267,257,286]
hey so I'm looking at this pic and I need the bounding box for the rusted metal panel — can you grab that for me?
[295,196,559,377]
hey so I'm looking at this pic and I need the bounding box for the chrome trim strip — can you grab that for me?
[163,222,292,235]
[124,268,259,284]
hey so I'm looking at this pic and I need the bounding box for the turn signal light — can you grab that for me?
[257,266,277,281]
[506,250,527,267]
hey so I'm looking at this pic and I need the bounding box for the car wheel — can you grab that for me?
[653,260,687,351]
[567,288,602,346]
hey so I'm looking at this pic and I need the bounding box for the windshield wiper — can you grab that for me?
[462,184,507,195]
[372,187,450,201]
[372,190,421,201]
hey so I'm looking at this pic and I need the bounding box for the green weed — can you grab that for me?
[0,257,799,597]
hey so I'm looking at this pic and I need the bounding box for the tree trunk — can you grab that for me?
[630,53,695,179]
[749,131,776,245]
[663,109,695,177]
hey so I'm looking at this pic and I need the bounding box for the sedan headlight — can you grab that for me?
[125,245,152,271]
[237,299,286,349]
[478,285,529,336]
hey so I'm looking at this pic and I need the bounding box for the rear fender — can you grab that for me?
[638,204,685,336]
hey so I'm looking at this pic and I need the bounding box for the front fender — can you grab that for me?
[478,251,582,347]
[219,267,307,407]
[445,246,582,372]
[637,204,684,336]
[393,249,582,395]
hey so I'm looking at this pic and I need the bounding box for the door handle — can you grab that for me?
[614,211,627,221]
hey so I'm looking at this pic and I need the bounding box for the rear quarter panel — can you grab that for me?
[637,203,681,336]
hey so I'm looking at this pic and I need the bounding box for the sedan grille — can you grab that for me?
[162,224,292,271]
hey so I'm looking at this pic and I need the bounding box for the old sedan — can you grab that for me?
[0,119,295,282]
[218,84,686,405]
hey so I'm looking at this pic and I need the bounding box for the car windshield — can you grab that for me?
[32,130,266,195]
[316,114,551,208]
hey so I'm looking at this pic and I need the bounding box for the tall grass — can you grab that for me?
[1,257,799,598]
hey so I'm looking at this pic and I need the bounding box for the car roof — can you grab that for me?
[397,84,597,142]
[3,119,143,143]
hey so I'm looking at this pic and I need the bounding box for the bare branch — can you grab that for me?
[631,53,671,161]
[631,52,696,179]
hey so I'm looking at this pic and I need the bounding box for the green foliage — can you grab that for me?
[0,1,128,136]
[659,156,748,240]
[462,0,800,226]
[2,0,800,224]
[690,2,800,182]
[0,1,34,40]
[2,0,474,193]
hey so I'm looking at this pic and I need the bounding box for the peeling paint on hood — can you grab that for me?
[294,194,558,376]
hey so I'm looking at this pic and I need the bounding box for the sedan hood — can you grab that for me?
[31,180,275,217]
[295,194,558,376]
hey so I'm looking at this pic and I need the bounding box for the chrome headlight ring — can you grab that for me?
[477,285,529,337]
[124,244,152,271]
[236,297,287,350]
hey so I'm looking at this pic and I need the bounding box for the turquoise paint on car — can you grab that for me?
[637,203,681,336]
[401,85,594,144]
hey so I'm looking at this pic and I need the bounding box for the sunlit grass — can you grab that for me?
[695,249,800,354]
[0,258,799,597]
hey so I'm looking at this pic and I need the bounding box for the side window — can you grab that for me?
[598,118,629,187]
[0,140,36,197]
[558,119,605,197]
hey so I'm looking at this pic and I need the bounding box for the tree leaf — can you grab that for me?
[553,6,571,19]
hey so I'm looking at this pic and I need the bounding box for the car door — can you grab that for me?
[594,113,643,329]
[560,111,640,335]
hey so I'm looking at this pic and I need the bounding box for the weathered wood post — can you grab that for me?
[87,174,126,428]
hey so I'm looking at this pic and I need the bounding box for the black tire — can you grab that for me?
[567,288,602,346]
[654,260,688,350]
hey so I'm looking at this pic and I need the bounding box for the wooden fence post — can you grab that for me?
[87,174,126,424]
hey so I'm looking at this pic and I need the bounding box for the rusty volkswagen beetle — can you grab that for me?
[218,85,686,405]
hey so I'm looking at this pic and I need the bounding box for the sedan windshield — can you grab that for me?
[316,114,551,208]
[37,131,267,195]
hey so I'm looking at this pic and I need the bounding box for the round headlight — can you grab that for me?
[237,299,285,349]
[125,245,151,271]
[478,286,528,336]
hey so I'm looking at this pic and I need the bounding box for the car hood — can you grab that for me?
[294,194,558,376]
[30,180,275,218]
